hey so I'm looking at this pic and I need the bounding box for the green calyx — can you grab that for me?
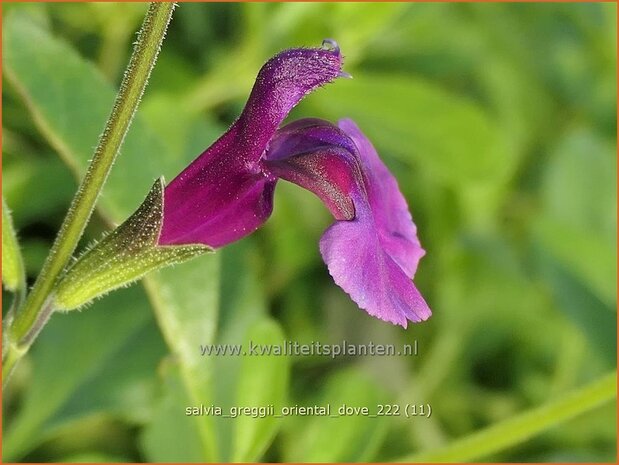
[55,178,211,310]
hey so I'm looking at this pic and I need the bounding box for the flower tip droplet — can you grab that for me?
[321,38,340,54]
[338,71,353,79]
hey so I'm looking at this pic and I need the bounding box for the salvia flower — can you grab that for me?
[56,40,431,327]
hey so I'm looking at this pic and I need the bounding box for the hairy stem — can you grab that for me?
[3,2,175,385]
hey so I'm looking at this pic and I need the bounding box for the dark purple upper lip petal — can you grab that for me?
[159,44,343,247]
[267,146,358,221]
[264,118,362,220]
[266,118,358,162]
[236,45,343,160]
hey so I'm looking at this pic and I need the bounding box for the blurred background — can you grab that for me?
[2,2,616,463]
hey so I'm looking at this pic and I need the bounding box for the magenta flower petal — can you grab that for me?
[320,121,430,326]
[338,119,425,278]
[318,121,431,326]
[153,39,430,326]
[264,118,431,326]
[319,193,431,327]
[159,44,343,247]
[159,128,277,247]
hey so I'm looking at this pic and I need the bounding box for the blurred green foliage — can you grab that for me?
[2,2,616,463]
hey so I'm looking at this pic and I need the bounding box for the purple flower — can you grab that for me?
[159,41,431,327]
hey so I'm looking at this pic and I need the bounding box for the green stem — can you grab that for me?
[397,371,617,463]
[4,2,175,382]
[2,342,26,385]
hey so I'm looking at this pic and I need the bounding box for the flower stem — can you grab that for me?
[3,2,176,384]
[396,370,617,463]
[2,342,26,385]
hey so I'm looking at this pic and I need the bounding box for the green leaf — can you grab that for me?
[142,245,288,463]
[330,3,409,65]
[397,371,617,463]
[536,128,617,306]
[2,12,181,222]
[210,243,274,462]
[2,287,156,461]
[56,452,133,463]
[50,318,167,427]
[140,363,206,463]
[282,368,389,462]
[139,94,225,164]
[266,3,406,66]
[141,256,221,463]
[2,155,76,227]
[536,247,617,363]
[263,181,330,292]
[2,196,25,292]
[231,318,289,462]
[535,218,616,308]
